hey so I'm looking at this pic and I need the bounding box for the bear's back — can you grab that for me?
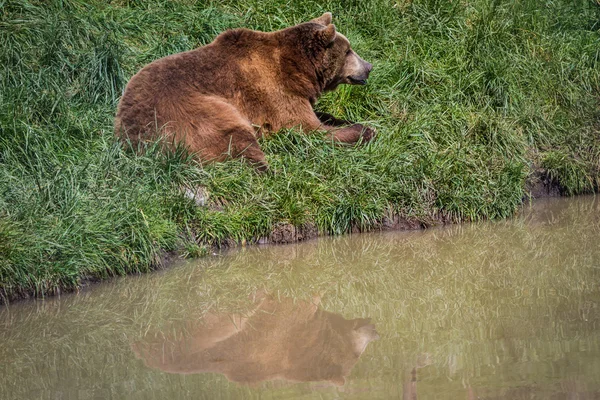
[115,28,276,140]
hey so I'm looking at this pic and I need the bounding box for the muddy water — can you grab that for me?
[1,197,600,400]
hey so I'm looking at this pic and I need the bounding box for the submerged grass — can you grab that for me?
[1,0,599,300]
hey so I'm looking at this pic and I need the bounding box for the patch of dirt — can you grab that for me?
[266,223,319,244]
[380,215,424,231]
[525,168,562,198]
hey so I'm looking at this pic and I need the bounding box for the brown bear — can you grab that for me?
[115,12,374,170]
[131,293,379,385]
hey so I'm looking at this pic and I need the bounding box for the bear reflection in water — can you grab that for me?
[132,294,379,385]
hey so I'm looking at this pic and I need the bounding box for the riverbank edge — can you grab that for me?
[0,168,578,306]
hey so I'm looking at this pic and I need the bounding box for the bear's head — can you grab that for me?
[284,13,373,94]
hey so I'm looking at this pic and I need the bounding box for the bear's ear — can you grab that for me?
[310,12,333,26]
[316,24,336,47]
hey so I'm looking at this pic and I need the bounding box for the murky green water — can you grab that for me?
[2,196,600,400]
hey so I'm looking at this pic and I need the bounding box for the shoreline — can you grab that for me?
[0,176,572,306]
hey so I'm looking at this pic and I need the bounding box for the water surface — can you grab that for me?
[1,196,600,399]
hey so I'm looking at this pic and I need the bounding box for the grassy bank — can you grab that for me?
[1,0,599,301]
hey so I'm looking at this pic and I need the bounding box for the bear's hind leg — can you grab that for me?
[183,96,268,171]
[224,126,269,172]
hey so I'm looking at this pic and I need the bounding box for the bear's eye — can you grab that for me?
[346,49,352,56]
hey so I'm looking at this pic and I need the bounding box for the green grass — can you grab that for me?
[1,0,599,301]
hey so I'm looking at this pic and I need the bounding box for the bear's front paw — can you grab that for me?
[349,124,375,143]
[328,124,376,145]
[358,125,376,143]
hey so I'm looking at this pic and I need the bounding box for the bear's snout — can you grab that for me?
[359,60,373,82]
[345,53,372,86]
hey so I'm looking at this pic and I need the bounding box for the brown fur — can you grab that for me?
[131,294,379,385]
[115,13,374,170]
